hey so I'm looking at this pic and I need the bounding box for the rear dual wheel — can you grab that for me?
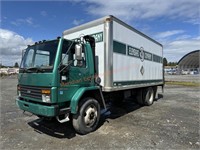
[137,87,155,106]
[143,87,154,106]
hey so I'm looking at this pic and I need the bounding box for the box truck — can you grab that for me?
[16,15,164,134]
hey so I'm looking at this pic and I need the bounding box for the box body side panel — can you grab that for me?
[112,21,163,87]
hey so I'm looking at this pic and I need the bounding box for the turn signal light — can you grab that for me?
[41,89,51,94]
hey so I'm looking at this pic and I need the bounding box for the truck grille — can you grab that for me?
[20,85,49,100]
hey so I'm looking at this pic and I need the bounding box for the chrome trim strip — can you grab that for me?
[102,82,164,92]
[104,19,113,89]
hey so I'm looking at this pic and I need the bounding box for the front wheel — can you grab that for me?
[72,98,100,135]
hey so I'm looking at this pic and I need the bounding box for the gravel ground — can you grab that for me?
[0,75,199,149]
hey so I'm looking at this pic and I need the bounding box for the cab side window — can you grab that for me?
[61,41,74,66]
[61,40,86,68]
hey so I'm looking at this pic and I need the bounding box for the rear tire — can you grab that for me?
[143,87,154,106]
[72,97,100,135]
[136,89,144,105]
[153,86,158,100]
[136,87,155,106]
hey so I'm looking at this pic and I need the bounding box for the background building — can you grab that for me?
[178,50,200,75]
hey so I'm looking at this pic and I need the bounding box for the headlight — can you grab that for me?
[41,89,51,103]
[42,94,50,103]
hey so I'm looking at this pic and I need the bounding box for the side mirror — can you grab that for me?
[75,44,82,61]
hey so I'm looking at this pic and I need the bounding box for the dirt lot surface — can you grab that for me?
[0,76,199,149]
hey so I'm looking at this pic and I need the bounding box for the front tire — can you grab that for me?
[72,98,100,135]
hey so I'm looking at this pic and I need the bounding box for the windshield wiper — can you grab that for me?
[22,68,32,73]
[27,67,44,73]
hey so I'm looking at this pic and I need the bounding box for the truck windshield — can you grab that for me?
[20,40,59,73]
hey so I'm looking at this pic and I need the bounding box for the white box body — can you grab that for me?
[63,16,163,92]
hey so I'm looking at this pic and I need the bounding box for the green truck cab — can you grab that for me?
[16,36,105,134]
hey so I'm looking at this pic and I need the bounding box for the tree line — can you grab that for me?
[163,58,177,66]
[0,62,19,68]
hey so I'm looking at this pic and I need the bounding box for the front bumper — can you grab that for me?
[16,98,58,117]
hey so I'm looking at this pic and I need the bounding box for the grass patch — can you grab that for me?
[165,81,200,87]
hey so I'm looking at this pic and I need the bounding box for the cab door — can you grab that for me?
[58,44,92,102]
[68,51,91,87]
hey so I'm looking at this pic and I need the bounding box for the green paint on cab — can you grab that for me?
[16,98,58,117]
[70,86,100,114]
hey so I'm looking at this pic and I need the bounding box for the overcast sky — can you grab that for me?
[1,0,200,66]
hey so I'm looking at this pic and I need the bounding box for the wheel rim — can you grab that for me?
[84,104,98,127]
[147,88,154,104]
